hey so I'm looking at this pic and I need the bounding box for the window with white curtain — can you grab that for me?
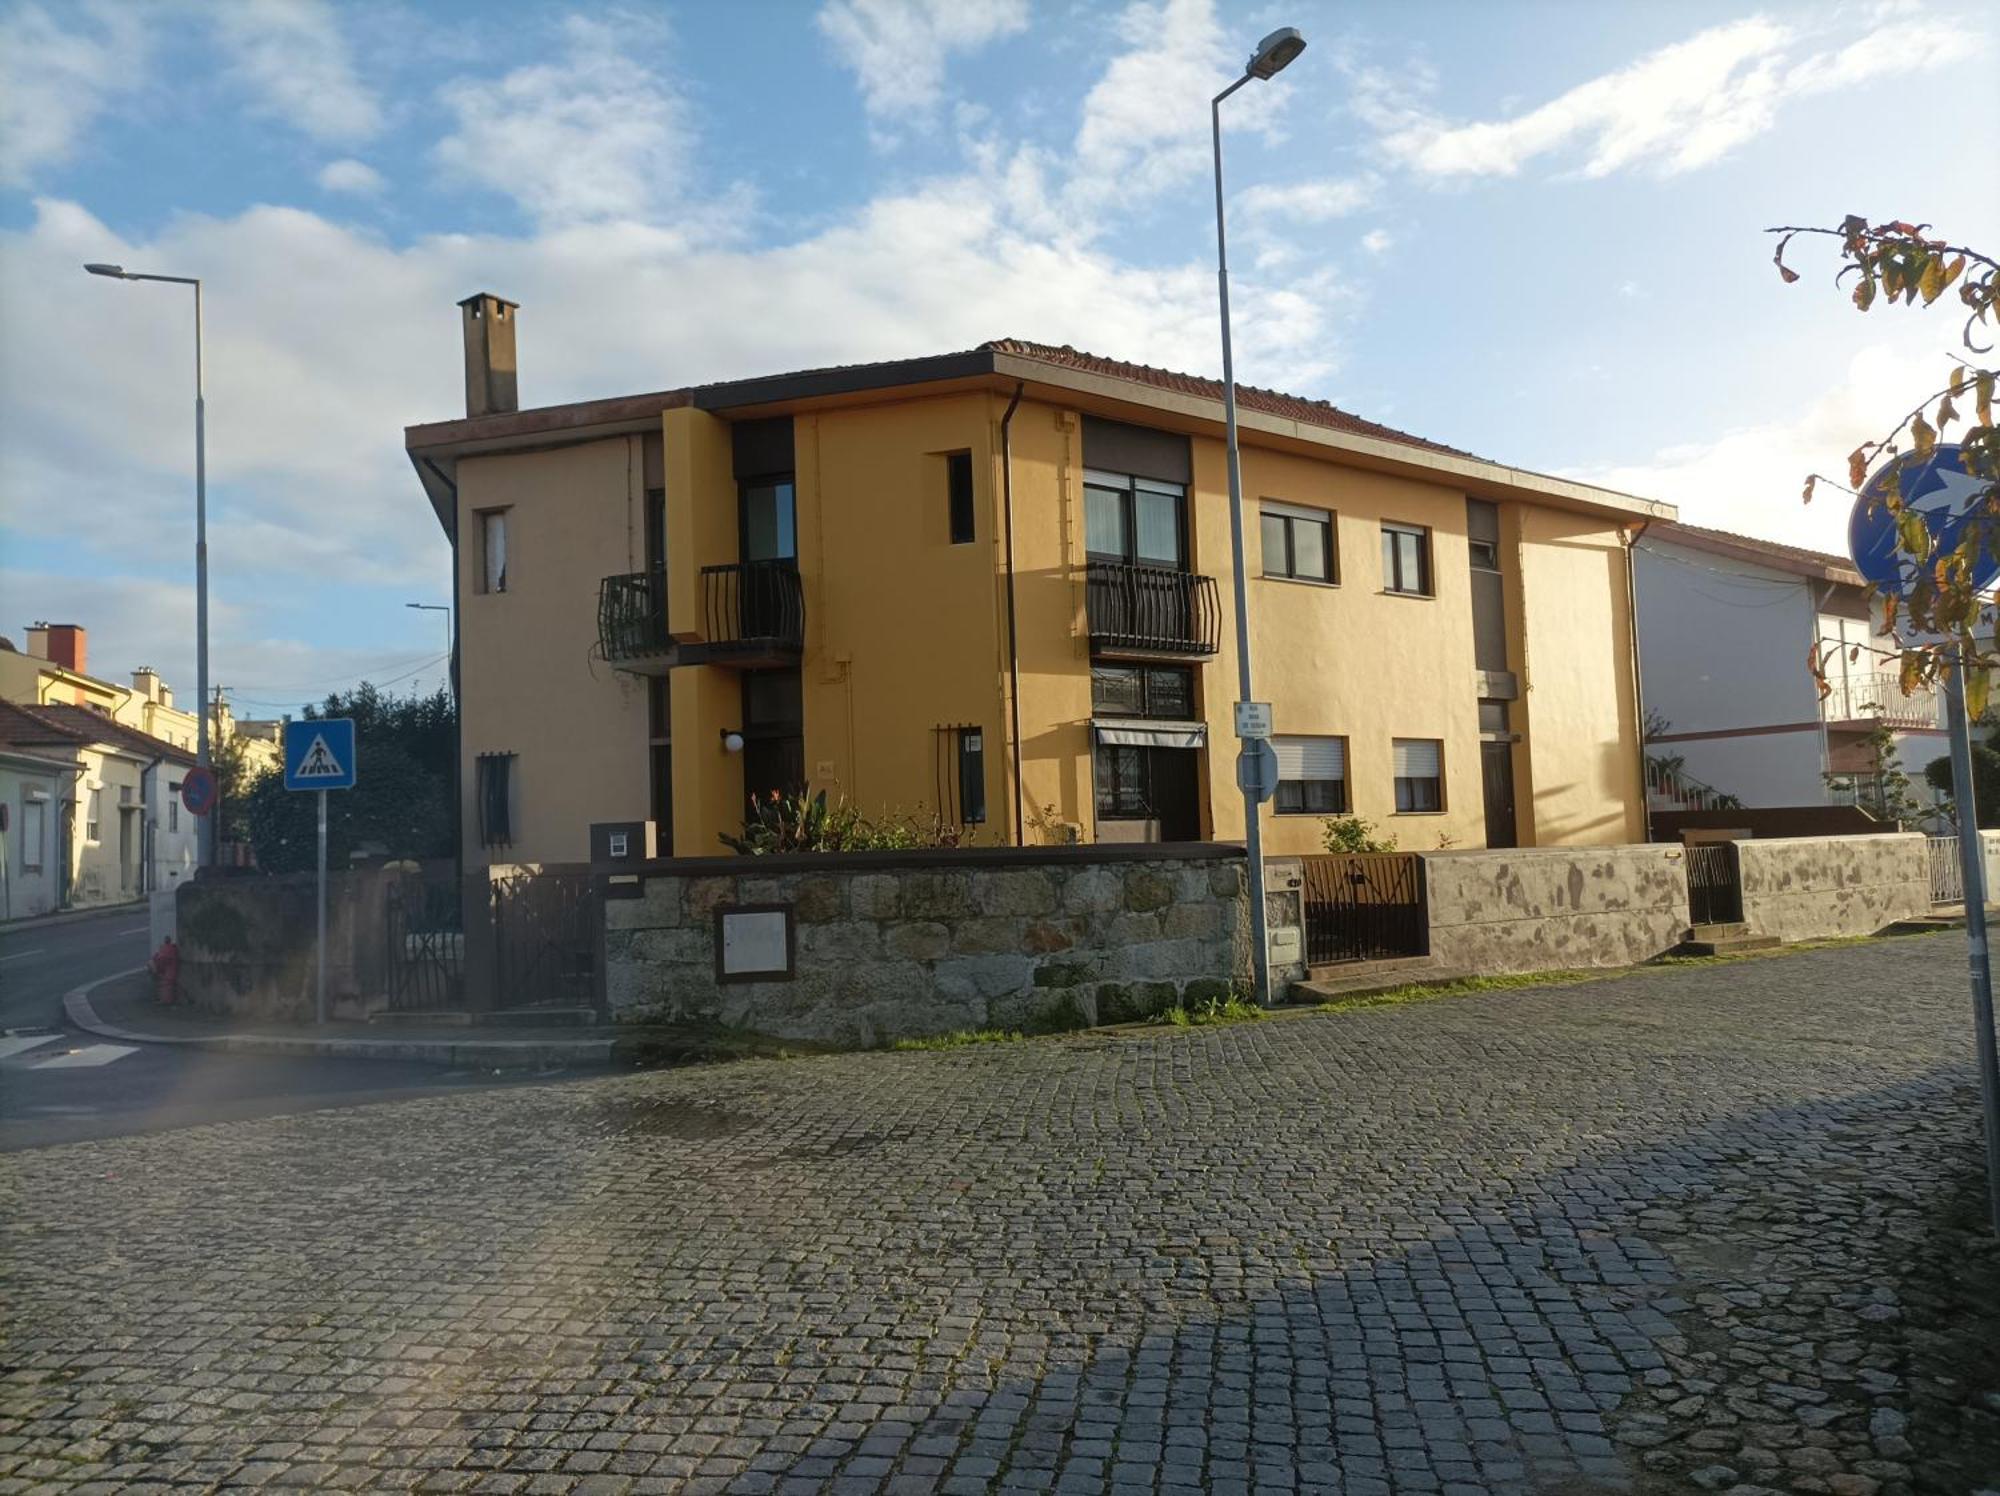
[1392,738,1443,812]
[21,796,45,869]
[1272,735,1347,814]
[479,509,509,594]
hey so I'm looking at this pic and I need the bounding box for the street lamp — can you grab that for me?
[86,260,211,870]
[1213,27,1305,1007]
[406,602,452,659]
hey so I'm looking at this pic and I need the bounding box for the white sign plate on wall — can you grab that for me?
[717,905,794,982]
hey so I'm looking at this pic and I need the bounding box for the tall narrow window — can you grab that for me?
[87,786,101,842]
[479,509,509,593]
[168,788,180,833]
[946,452,976,545]
[477,752,515,846]
[957,728,986,825]
[1381,522,1431,596]
[648,677,673,850]
[740,480,797,562]
[1392,738,1444,812]
[21,797,45,869]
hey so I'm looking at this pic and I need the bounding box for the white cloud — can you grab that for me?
[1562,331,1963,555]
[434,13,692,227]
[1359,228,1393,256]
[1238,175,1376,223]
[818,0,1028,122]
[317,158,384,196]
[0,1,149,187]
[1364,12,1964,181]
[211,0,381,144]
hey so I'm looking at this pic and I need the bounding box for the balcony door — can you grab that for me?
[738,478,797,639]
[1086,470,1190,647]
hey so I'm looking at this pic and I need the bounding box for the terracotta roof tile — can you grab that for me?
[0,700,90,751]
[20,703,197,764]
[980,339,1476,458]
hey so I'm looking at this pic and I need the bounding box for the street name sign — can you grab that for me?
[283,718,357,791]
[1233,701,1273,739]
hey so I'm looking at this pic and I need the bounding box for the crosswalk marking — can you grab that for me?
[30,1043,140,1070]
[0,1033,63,1061]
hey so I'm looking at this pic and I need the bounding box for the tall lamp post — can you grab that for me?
[1213,27,1306,1006]
[86,261,210,870]
[405,602,453,672]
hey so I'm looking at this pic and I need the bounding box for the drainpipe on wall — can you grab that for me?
[423,454,463,880]
[1624,522,1653,841]
[1000,382,1026,845]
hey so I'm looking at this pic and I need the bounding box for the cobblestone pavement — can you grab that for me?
[4,933,1998,1495]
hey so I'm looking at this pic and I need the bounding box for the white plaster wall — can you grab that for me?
[1635,541,1821,736]
[1663,728,1829,809]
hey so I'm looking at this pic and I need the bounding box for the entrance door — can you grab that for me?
[1148,748,1201,841]
[1480,741,1517,848]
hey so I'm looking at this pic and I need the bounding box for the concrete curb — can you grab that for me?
[63,970,615,1070]
[3,900,149,935]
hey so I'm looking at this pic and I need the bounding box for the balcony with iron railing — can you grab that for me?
[597,569,672,674]
[1084,561,1221,659]
[1820,671,1941,729]
[598,560,805,672]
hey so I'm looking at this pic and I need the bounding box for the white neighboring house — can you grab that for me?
[1633,522,1949,823]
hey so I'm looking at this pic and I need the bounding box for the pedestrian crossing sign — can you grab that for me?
[283,717,357,791]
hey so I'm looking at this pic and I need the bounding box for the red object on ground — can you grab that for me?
[148,937,180,1006]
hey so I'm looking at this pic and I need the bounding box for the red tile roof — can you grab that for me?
[13,703,197,764]
[0,700,91,752]
[979,339,1475,458]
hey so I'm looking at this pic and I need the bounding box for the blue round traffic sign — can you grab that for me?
[1848,443,1996,599]
[181,765,218,817]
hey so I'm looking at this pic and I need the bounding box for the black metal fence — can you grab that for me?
[704,560,805,650]
[384,869,598,1014]
[1684,842,1743,925]
[597,568,671,664]
[1085,561,1221,656]
[1301,853,1428,966]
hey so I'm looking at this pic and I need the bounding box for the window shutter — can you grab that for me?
[1273,735,1344,779]
[1392,739,1441,778]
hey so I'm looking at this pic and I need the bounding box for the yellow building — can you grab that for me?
[407,296,1672,867]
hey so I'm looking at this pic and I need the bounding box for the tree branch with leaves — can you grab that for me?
[1773,215,2000,710]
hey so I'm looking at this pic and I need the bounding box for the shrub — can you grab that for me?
[1321,815,1397,853]
[721,789,969,855]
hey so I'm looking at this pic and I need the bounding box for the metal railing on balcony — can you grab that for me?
[1821,670,1941,728]
[702,560,805,657]
[597,569,670,665]
[1084,561,1221,657]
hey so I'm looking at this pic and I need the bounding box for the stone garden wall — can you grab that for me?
[176,870,390,1020]
[1422,843,1692,974]
[603,845,1249,1046]
[1734,833,1930,944]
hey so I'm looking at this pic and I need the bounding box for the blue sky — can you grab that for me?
[1,0,1993,716]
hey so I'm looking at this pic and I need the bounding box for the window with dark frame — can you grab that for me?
[1094,744,1153,820]
[476,752,515,846]
[1392,738,1443,812]
[1085,470,1187,569]
[1091,664,1194,720]
[946,452,976,545]
[648,676,673,847]
[1271,735,1347,815]
[741,669,805,807]
[87,786,100,842]
[1261,503,1336,583]
[1381,522,1432,596]
[479,509,509,593]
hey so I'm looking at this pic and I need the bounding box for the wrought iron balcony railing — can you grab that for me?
[1820,671,1941,729]
[597,569,670,665]
[700,560,805,662]
[1084,561,1221,657]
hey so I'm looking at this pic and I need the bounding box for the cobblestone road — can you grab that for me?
[4,934,1998,1495]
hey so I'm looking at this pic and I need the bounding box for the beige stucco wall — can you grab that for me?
[1423,843,1689,973]
[1735,832,1929,942]
[457,436,651,865]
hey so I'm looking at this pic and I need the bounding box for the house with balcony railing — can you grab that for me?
[1633,521,1948,827]
[407,294,1670,865]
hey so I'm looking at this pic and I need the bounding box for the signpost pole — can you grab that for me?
[1944,653,2000,1234]
[316,788,328,1027]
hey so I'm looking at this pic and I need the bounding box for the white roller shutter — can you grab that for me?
[1392,739,1441,778]
[1272,735,1344,779]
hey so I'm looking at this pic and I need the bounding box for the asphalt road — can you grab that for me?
[0,906,564,1152]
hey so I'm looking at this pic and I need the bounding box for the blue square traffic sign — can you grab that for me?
[283,717,357,791]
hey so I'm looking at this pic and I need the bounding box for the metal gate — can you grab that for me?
[491,869,597,1010]
[1301,853,1428,965]
[1685,842,1743,926]
[385,878,465,1011]
[1928,836,1963,906]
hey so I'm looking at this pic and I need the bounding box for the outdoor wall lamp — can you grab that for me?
[720,730,745,753]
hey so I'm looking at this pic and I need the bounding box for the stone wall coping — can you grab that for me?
[608,842,1248,880]
[1733,832,1925,852]
[1416,844,1683,863]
